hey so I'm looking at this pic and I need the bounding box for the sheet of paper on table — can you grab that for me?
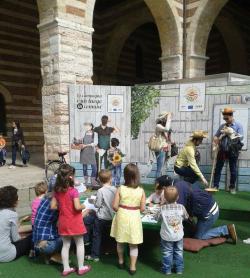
[83,195,97,211]
[141,214,158,224]
[75,183,87,193]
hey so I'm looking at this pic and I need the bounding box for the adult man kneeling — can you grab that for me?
[174,130,208,186]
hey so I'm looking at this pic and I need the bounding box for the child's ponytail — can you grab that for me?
[54,164,75,192]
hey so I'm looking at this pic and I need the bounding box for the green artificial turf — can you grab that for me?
[1,186,250,278]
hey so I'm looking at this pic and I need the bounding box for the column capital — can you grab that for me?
[37,17,94,34]
[159,54,182,61]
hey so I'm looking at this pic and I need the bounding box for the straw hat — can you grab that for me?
[222,107,234,115]
[190,130,208,139]
[157,111,171,120]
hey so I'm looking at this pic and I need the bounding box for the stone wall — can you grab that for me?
[0,0,43,152]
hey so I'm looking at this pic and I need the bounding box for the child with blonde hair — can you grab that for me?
[51,164,91,276]
[31,182,48,225]
[156,186,189,275]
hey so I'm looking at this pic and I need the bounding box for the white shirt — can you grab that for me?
[156,203,189,242]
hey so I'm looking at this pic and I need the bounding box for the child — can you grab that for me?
[146,183,164,206]
[110,163,146,275]
[107,138,125,187]
[156,186,189,275]
[31,182,48,225]
[0,133,6,166]
[85,170,116,261]
[51,164,91,276]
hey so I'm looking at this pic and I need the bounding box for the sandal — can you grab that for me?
[78,265,91,275]
[62,268,76,276]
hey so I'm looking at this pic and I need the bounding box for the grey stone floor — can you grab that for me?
[0,153,46,216]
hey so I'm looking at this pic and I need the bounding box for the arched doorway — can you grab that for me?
[90,0,182,83]
[206,0,249,75]
[0,94,6,136]
[116,23,162,85]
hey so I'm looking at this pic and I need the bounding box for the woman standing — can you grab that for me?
[9,121,26,169]
[79,123,97,188]
[154,112,172,178]
[0,186,32,262]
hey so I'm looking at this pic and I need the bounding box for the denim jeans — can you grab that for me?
[213,153,238,189]
[174,165,199,184]
[155,151,165,178]
[35,238,62,255]
[0,149,6,164]
[194,210,229,240]
[91,218,112,258]
[111,165,122,186]
[12,144,26,165]
[96,151,108,174]
[161,238,184,274]
[83,164,97,178]
[84,213,97,243]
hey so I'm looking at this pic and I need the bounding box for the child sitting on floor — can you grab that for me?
[107,138,125,187]
[31,182,48,225]
[85,169,116,261]
[146,183,164,206]
[0,133,6,166]
[156,186,189,275]
[51,164,91,276]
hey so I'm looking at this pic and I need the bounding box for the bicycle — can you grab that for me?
[45,152,67,181]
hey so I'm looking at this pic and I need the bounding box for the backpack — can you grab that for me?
[148,134,165,152]
[220,136,243,158]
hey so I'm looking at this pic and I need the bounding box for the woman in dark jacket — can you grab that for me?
[9,121,26,168]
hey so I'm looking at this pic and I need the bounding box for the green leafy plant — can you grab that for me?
[131,85,160,139]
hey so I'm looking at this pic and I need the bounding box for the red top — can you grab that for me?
[55,187,86,236]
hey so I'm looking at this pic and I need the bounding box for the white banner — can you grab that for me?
[179,83,205,111]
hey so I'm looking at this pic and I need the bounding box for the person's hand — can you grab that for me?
[201,177,208,187]
[148,203,153,207]
[80,144,86,149]
[213,137,220,145]
[21,144,25,149]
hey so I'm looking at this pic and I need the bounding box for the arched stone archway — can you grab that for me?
[0,83,12,104]
[186,0,229,77]
[100,8,154,83]
[214,14,248,75]
[85,0,183,80]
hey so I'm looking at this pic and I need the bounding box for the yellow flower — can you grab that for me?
[113,153,122,163]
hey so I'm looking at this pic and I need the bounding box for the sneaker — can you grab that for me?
[85,255,99,262]
[243,238,250,244]
[230,189,236,195]
[177,272,183,275]
[227,224,237,244]
[9,165,16,169]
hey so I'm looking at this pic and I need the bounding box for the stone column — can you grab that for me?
[160,54,183,80]
[38,18,94,160]
[186,54,209,78]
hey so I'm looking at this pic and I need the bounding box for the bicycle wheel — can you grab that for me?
[45,160,63,182]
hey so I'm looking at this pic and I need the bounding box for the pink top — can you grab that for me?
[54,187,86,236]
[31,197,42,225]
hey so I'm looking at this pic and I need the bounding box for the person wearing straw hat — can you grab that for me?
[154,112,173,178]
[213,107,243,194]
[174,130,208,186]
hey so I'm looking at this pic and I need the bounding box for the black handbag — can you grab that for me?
[171,143,178,157]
